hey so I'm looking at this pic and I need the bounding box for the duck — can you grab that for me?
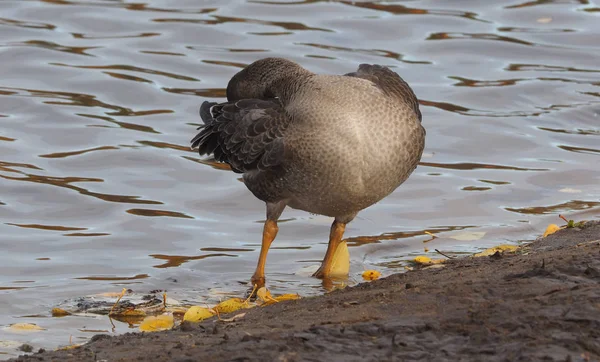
[191,57,425,287]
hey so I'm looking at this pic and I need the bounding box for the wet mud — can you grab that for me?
[10,221,600,362]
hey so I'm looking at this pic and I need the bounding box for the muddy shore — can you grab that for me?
[10,221,600,362]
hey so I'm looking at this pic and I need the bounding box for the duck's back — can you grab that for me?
[281,73,425,215]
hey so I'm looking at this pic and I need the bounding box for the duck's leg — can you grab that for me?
[313,214,356,279]
[251,201,286,288]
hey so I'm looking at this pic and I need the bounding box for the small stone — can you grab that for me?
[19,344,34,353]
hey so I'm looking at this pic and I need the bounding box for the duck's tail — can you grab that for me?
[199,101,218,124]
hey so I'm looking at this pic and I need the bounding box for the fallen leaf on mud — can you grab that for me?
[414,256,431,264]
[413,256,445,265]
[273,294,300,302]
[220,313,246,322]
[330,241,350,276]
[214,298,252,314]
[256,287,273,300]
[257,287,277,304]
[543,224,561,237]
[449,231,486,241]
[256,287,300,306]
[139,314,174,332]
[51,308,70,317]
[362,270,381,281]
[183,306,215,323]
[6,323,45,332]
[56,344,82,351]
[473,244,518,257]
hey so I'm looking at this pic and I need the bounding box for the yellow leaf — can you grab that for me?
[51,308,70,317]
[413,256,444,265]
[274,294,300,302]
[330,241,349,277]
[362,270,381,281]
[543,224,561,237]
[473,244,518,257]
[139,315,174,332]
[256,287,280,306]
[56,344,81,351]
[256,287,274,302]
[183,306,215,323]
[414,256,432,264]
[213,298,251,314]
[7,323,45,332]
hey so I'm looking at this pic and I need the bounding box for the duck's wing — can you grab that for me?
[345,64,422,122]
[191,99,289,173]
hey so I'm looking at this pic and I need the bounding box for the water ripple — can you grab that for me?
[0,86,172,119]
[557,145,600,155]
[5,223,86,232]
[1,172,162,205]
[71,32,160,40]
[162,87,226,98]
[506,200,600,215]
[8,40,99,56]
[0,17,56,30]
[340,1,489,22]
[1,0,599,354]
[126,209,194,219]
[39,146,119,159]
[298,42,430,64]
[154,15,332,33]
[150,254,237,268]
[419,162,549,172]
[75,274,149,281]
[428,32,534,46]
[51,63,199,81]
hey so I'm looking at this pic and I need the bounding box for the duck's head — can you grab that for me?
[226,57,309,102]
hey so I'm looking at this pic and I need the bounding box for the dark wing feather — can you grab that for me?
[191,99,289,173]
[345,64,422,122]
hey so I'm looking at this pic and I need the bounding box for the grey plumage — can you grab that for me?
[191,57,426,284]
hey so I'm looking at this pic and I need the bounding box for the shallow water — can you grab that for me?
[1,0,599,357]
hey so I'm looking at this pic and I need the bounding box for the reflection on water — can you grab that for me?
[346,224,475,247]
[151,253,237,268]
[6,223,86,231]
[505,200,600,215]
[1,0,599,357]
[126,208,194,219]
[75,274,149,281]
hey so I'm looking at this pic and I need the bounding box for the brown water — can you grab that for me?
[1,0,599,356]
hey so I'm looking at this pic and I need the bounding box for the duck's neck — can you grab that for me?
[226,58,312,103]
